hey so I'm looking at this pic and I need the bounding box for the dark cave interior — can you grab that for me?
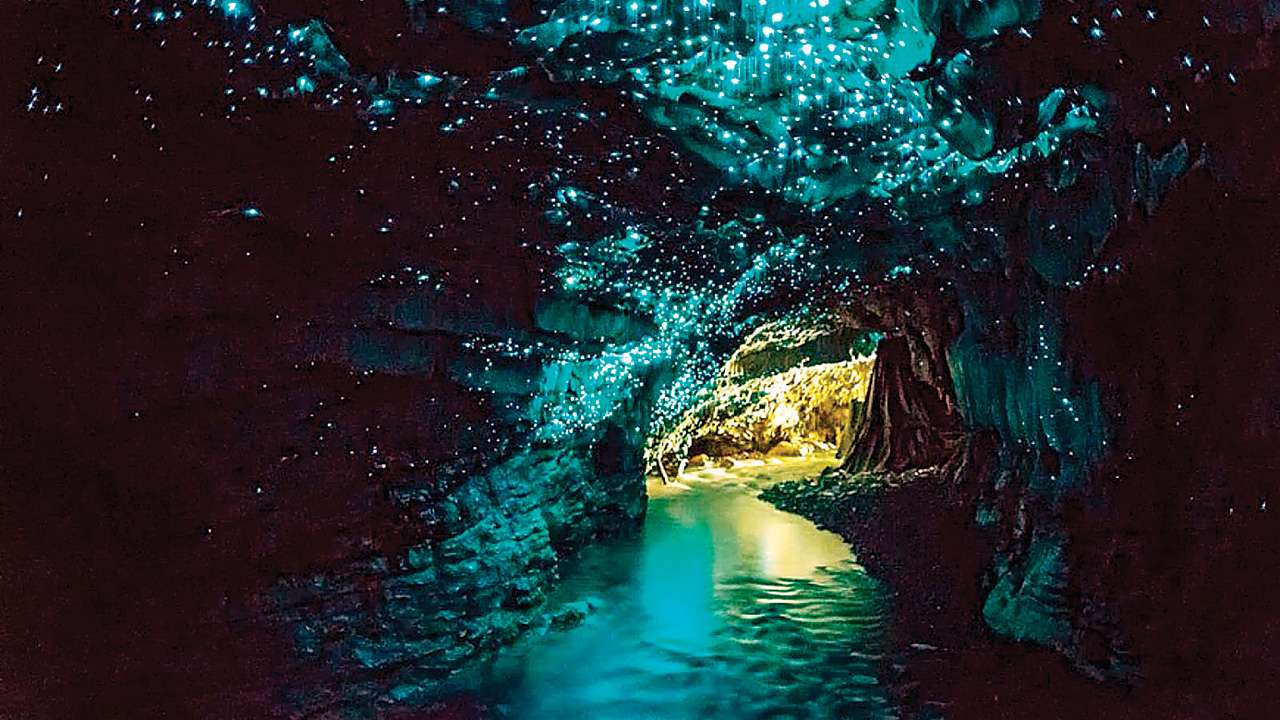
[4,1,1280,719]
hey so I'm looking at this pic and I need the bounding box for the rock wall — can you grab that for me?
[811,5,1280,702]
[680,360,872,461]
[270,286,662,713]
[2,7,680,714]
[842,334,960,473]
[651,317,875,472]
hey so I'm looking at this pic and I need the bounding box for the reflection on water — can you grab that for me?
[465,455,892,719]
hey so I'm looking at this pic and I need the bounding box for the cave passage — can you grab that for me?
[443,326,898,718]
[12,0,1280,718]
[457,455,894,720]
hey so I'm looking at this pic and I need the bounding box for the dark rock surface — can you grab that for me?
[2,5,676,717]
[841,334,961,473]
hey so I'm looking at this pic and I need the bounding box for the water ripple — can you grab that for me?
[461,457,896,719]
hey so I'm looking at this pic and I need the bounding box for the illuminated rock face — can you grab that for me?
[651,317,875,470]
[678,361,870,460]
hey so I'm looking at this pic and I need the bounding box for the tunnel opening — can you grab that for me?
[645,317,881,482]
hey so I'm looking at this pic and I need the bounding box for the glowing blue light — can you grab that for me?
[221,0,248,17]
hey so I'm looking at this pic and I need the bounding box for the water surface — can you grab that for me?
[466,455,893,719]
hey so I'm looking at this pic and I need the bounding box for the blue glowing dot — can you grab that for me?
[220,0,250,18]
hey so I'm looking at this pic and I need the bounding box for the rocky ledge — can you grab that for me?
[759,462,1246,720]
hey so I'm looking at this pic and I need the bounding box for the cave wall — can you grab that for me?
[813,4,1280,697]
[2,5,679,716]
[938,160,1280,700]
[272,287,660,711]
[945,280,1112,659]
[821,16,1280,696]
[838,144,1280,694]
[947,6,1280,694]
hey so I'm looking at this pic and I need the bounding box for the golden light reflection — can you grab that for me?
[650,453,856,580]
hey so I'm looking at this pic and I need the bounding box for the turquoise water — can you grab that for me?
[465,456,895,720]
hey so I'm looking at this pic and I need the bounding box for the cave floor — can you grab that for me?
[455,455,898,719]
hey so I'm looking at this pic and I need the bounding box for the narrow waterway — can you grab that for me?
[462,454,895,719]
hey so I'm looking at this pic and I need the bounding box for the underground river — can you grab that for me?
[456,454,896,719]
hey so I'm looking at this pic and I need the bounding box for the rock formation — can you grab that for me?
[651,317,875,474]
